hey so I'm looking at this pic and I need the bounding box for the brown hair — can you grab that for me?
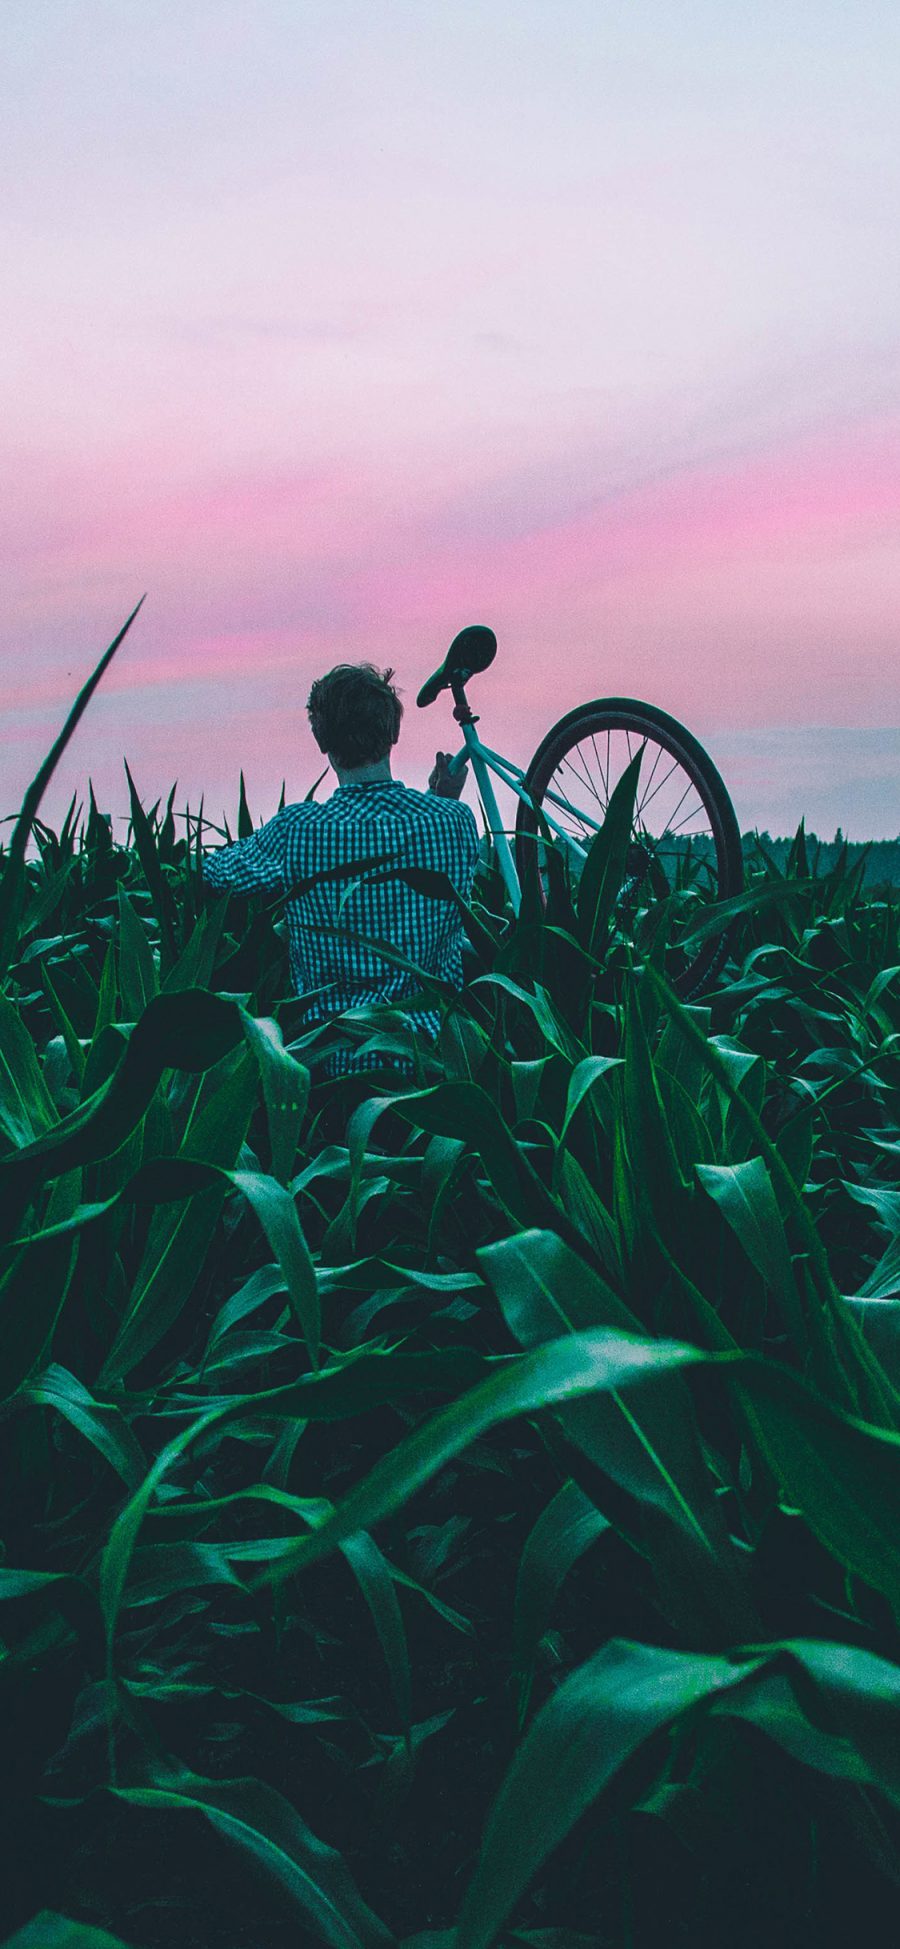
[306,663,403,769]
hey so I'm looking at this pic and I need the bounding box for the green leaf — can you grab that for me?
[842,1295,900,1368]
[645,965,900,1429]
[478,1227,631,1340]
[736,1356,900,1614]
[0,992,58,1148]
[512,1480,609,1719]
[509,1059,551,1125]
[101,1048,257,1380]
[707,1033,765,1109]
[729,1638,900,1803]
[620,981,686,1228]
[135,1479,409,1732]
[676,874,821,948]
[458,1631,900,1949]
[255,1331,704,1588]
[385,1080,573,1241]
[242,1013,310,1184]
[0,1169,83,1391]
[124,759,175,958]
[0,1565,100,1655]
[10,1363,146,1487]
[89,939,118,1061]
[575,748,643,959]
[0,990,246,1195]
[844,1180,900,1238]
[456,1638,759,1949]
[231,1169,320,1367]
[39,961,86,1087]
[112,1771,392,1949]
[122,1539,247,1605]
[99,1406,233,1671]
[340,1528,412,1740]
[116,885,159,1019]
[205,1262,289,1350]
[161,901,227,994]
[0,1914,137,1948]
[238,770,254,838]
[695,1157,801,1335]
[479,1229,730,1556]
[560,1055,623,1139]
[394,864,500,964]
[471,974,580,1061]
[305,768,329,801]
[655,1064,715,1172]
[856,1231,900,1302]
[0,599,144,981]
[553,1150,622,1279]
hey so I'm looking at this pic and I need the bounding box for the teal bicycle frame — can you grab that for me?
[447,721,609,915]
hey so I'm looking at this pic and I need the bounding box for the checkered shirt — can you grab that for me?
[202,782,479,1069]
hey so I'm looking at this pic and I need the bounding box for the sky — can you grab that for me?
[2,0,899,838]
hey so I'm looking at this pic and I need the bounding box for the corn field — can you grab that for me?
[2,619,900,1948]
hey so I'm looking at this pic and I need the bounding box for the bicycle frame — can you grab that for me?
[448,720,605,914]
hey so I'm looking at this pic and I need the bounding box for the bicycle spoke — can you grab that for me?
[663,778,701,834]
[653,840,715,860]
[635,741,665,820]
[567,742,607,811]
[545,761,590,813]
[554,756,606,833]
[667,801,712,838]
[555,758,603,832]
[591,734,610,806]
[634,756,681,819]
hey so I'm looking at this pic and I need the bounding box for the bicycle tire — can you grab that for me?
[515,697,743,997]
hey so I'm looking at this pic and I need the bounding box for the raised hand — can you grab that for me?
[428,750,468,799]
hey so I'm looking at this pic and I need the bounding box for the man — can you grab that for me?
[202,663,479,1070]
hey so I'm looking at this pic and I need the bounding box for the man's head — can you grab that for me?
[306,663,403,771]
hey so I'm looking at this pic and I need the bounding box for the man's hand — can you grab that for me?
[428,751,468,799]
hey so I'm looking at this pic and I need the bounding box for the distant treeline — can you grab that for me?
[744,830,900,889]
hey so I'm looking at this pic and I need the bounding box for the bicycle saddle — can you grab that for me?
[416,625,497,708]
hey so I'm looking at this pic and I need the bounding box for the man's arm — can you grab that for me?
[202,807,292,896]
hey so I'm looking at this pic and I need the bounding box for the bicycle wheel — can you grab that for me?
[515,698,743,997]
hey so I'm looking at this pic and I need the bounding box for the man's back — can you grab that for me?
[203,779,479,1036]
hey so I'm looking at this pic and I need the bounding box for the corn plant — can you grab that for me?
[1,618,899,1948]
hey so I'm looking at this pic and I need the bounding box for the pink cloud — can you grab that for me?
[3,419,899,804]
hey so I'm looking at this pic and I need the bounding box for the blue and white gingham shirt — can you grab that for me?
[203,782,479,1061]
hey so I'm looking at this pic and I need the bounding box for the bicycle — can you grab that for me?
[417,624,743,997]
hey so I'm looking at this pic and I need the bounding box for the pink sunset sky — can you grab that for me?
[2,1,899,837]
